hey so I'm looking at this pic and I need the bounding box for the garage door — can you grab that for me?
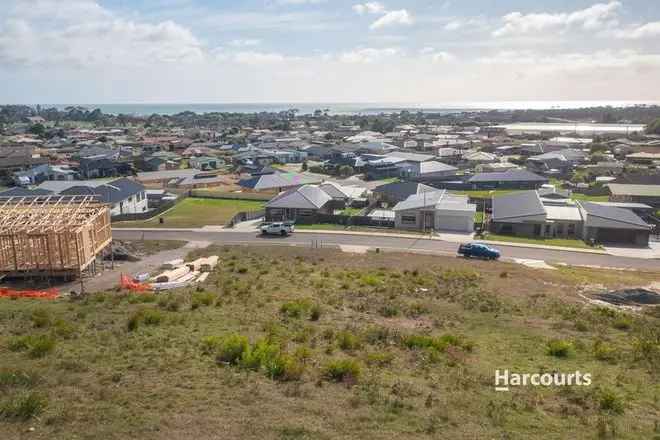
[596,228,637,244]
[436,215,473,232]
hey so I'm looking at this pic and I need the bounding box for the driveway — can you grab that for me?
[604,242,660,259]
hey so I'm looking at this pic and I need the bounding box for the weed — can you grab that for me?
[379,304,400,318]
[30,308,51,328]
[309,304,322,321]
[403,333,472,353]
[0,369,40,389]
[280,300,311,319]
[214,334,249,365]
[8,335,56,358]
[192,291,217,309]
[599,389,625,414]
[52,319,76,339]
[336,330,361,351]
[593,340,619,363]
[612,316,632,331]
[0,392,47,421]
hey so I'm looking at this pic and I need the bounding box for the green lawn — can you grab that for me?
[113,198,264,228]
[453,189,522,198]
[570,193,611,202]
[339,207,363,216]
[483,233,597,249]
[295,224,428,235]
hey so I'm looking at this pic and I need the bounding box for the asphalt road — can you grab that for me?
[112,229,660,271]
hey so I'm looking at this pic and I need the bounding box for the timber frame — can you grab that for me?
[0,195,112,278]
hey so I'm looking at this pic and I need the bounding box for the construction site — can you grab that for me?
[0,195,112,281]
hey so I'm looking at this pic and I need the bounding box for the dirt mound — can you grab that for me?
[594,288,660,306]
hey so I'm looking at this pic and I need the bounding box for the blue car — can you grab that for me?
[457,243,501,260]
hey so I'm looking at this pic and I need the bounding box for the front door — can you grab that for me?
[424,212,434,231]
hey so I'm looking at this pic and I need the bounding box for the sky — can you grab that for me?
[1,0,660,104]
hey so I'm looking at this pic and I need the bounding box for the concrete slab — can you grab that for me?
[435,231,475,243]
[339,245,370,254]
[512,258,557,270]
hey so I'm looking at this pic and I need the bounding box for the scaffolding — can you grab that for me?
[0,195,112,278]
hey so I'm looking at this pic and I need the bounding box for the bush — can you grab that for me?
[127,308,164,331]
[380,304,400,318]
[264,354,305,381]
[365,351,395,367]
[324,359,362,383]
[240,339,280,371]
[215,334,249,365]
[0,392,47,421]
[309,304,322,321]
[30,308,51,328]
[336,330,361,351]
[360,274,382,287]
[403,334,471,353]
[280,300,311,319]
[192,291,217,309]
[546,339,574,358]
[53,319,76,339]
[599,389,625,414]
[8,335,56,358]
[612,316,632,331]
[593,340,618,362]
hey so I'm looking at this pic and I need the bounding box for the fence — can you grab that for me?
[308,213,395,228]
[190,189,272,201]
[111,197,183,223]
[226,210,266,227]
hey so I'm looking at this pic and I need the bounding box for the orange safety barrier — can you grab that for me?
[120,274,153,292]
[0,288,59,299]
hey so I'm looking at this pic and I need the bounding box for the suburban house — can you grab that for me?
[13,164,76,186]
[490,190,652,245]
[37,178,148,217]
[393,189,476,232]
[238,171,322,192]
[189,156,222,171]
[372,181,438,205]
[526,149,587,175]
[264,185,333,222]
[0,146,49,183]
[468,169,548,189]
[608,183,660,208]
[78,157,132,179]
[400,160,458,180]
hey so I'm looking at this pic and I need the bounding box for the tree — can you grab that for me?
[29,123,46,137]
[338,165,354,177]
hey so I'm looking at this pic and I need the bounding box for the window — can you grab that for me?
[401,215,417,224]
[567,223,576,236]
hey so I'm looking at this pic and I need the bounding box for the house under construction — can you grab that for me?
[0,195,112,279]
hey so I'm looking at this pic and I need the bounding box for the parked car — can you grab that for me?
[457,243,501,260]
[260,222,295,236]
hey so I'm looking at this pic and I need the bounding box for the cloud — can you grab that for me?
[614,21,660,40]
[493,1,621,37]
[0,0,206,67]
[277,0,326,4]
[229,39,261,47]
[339,47,399,63]
[233,51,291,64]
[370,10,413,30]
[419,47,455,63]
[352,2,386,15]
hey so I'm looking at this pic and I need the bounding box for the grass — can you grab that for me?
[339,207,363,216]
[113,198,265,228]
[570,193,611,202]
[484,233,597,249]
[0,245,658,439]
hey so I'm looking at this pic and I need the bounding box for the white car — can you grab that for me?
[260,222,295,236]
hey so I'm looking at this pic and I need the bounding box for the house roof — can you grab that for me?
[266,185,332,210]
[0,187,53,197]
[393,190,475,212]
[318,182,351,199]
[607,183,660,197]
[418,161,458,174]
[468,169,548,184]
[386,151,435,163]
[238,172,322,191]
[373,181,437,201]
[579,201,650,229]
[60,177,145,205]
[491,191,546,221]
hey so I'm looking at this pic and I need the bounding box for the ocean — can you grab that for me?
[42,101,660,116]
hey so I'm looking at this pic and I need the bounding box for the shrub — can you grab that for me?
[593,340,618,362]
[403,334,471,353]
[309,304,322,321]
[360,274,382,287]
[324,359,362,383]
[546,339,574,358]
[264,354,304,381]
[240,339,280,370]
[8,335,56,358]
[192,291,217,309]
[379,304,400,318]
[30,308,51,328]
[336,330,361,351]
[52,319,76,339]
[599,389,625,414]
[612,316,632,331]
[127,308,164,331]
[280,300,311,319]
[0,392,47,421]
[215,334,249,365]
[365,351,395,367]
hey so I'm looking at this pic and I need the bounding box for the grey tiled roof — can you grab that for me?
[469,169,548,183]
[266,185,332,209]
[491,190,546,221]
[579,201,651,229]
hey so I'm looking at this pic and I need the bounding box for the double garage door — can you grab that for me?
[436,214,474,233]
[595,228,647,245]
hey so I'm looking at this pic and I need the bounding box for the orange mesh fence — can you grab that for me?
[0,288,59,299]
[120,274,153,292]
